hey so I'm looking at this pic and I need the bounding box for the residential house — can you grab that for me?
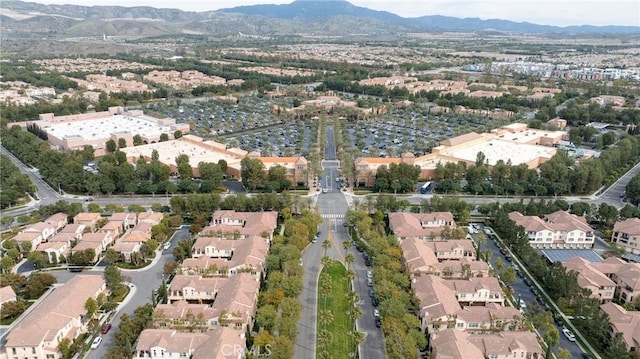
[185,236,269,278]
[425,240,476,260]
[99,221,124,239]
[48,232,77,247]
[59,223,86,241]
[36,242,70,264]
[563,257,616,302]
[11,232,43,250]
[413,275,462,332]
[455,303,524,333]
[564,257,640,305]
[0,286,17,308]
[389,212,457,241]
[81,232,114,250]
[137,212,164,226]
[466,331,544,359]
[154,301,217,332]
[22,222,56,242]
[133,327,245,359]
[400,238,488,278]
[73,212,102,232]
[600,302,640,352]
[201,210,278,241]
[508,211,594,249]
[131,222,154,235]
[71,241,102,262]
[119,231,152,245]
[3,275,106,359]
[429,329,484,359]
[611,218,640,255]
[442,277,504,306]
[109,212,137,229]
[168,275,227,304]
[44,213,68,232]
[111,242,141,263]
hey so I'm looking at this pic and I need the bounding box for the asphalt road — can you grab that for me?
[42,228,190,358]
[473,225,586,358]
[592,160,640,209]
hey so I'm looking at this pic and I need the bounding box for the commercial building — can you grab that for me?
[3,275,106,359]
[355,123,565,186]
[8,107,189,156]
[120,135,309,186]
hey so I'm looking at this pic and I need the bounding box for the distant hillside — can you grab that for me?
[1,0,638,39]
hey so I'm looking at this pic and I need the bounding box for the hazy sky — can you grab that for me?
[32,0,640,27]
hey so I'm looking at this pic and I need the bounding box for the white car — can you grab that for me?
[366,271,373,279]
[519,299,527,310]
[562,328,576,342]
[91,336,102,349]
[373,309,380,317]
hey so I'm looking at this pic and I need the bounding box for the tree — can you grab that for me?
[117,138,127,149]
[27,251,49,269]
[85,297,98,318]
[159,133,169,142]
[1,299,28,319]
[57,338,73,359]
[241,157,266,191]
[104,248,120,265]
[133,134,143,146]
[105,139,117,153]
[556,348,572,359]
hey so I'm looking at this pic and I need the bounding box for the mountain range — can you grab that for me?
[0,0,638,39]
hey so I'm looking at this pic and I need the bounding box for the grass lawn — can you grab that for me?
[317,260,356,358]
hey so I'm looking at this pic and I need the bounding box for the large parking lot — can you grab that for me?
[344,108,508,157]
[223,121,317,157]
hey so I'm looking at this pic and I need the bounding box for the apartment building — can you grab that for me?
[600,302,640,352]
[413,275,462,332]
[508,211,594,249]
[442,277,505,307]
[3,275,106,359]
[612,218,640,254]
[133,327,245,359]
[455,303,524,333]
[562,257,616,302]
[389,212,457,241]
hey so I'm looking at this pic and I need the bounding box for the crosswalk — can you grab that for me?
[321,213,345,219]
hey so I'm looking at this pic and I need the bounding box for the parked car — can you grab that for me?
[375,317,382,328]
[366,270,373,279]
[91,336,103,349]
[367,278,373,287]
[373,309,380,317]
[562,328,576,342]
[101,323,112,334]
[369,288,375,298]
[371,296,378,307]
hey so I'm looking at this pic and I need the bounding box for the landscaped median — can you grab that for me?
[316,260,359,359]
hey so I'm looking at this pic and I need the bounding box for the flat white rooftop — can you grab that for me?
[442,138,556,166]
[44,114,173,140]
[120,140,244,166]
[500,130,565,144]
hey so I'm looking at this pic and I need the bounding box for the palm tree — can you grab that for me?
[322,238,331,259]
[351,330,366,356]
[343,240,352,257]
[317,329,334,356]
[345,269,356,291]
[320,273,332,311]
[345,253,355,270]
[318,309,334,330]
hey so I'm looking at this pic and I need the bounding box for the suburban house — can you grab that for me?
[400,238,488,278]
[442,277,504,306]
[133,327,246,359]
[80,232,114,250]
[99,221,124,239]
[430,329,543,359]
[563,257,616,302]
[611,218,640,254]
[508,211,594,249]
[111,241,141,263]
[43,212,68,232]
[0,286,17,308]
[71,241,102,262]
[200,210,278,241]
[22,222,57,242]
[36,241,70,263]
[600,302,640,352]
[455,303,524,333]
[168,275,229,304]
[137,212,164,226]
[109,212,137,229]
[59,223,86,240]
[185,236,269,278]
[119,231,152,245]
[413,275,462,332]
[47,232,77,247]
[3,275,106,359]
[389,212,458,241]
[73,212,103,232]
[11,232,43,250]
